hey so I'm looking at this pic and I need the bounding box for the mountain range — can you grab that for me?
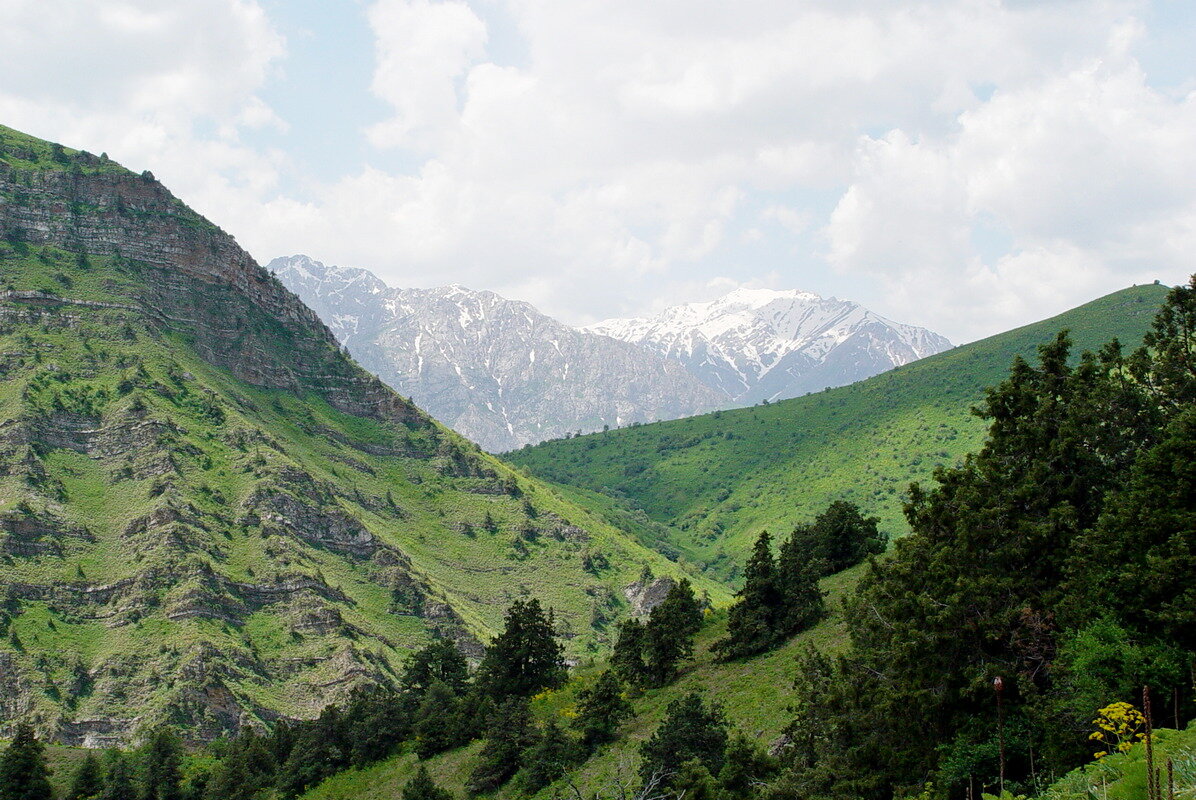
[589,287,952,403]
[273,256,952,451]
[0,123,719,745]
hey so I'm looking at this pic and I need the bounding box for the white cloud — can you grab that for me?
[825,47,1196,340]
[366,0,488,150]
[4,0,1193,343]
[0,0,286,226]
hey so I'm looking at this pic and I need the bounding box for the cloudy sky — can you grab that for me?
[2,0,1193,343]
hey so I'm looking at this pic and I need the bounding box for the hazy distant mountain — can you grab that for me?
[588,288,952,403]
[271,255,724,451]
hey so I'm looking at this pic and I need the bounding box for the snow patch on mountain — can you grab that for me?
[588,287,952,403]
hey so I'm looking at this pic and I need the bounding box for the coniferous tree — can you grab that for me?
[610,618,647,686]
[519,719,578,794]
[402,637,469,696]
[641,579,703,686]
[140,728,184,800]
[787,501,886,578]
[401,765,453,800]
[276,707,349,798]
[67,752,104,800]
[638,692,729,789]
[475,598,566,700]
[343,686,408,767]
[99,751,135,800]
[572,670,631,748]
[466,698,535,794]
[713,531,784,660]
[776,533,826,635]
[0,723,53,800]
[770,287,1196,800]
[413,680,462,759]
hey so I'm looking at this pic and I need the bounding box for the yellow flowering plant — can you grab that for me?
[1088,701,1147,759]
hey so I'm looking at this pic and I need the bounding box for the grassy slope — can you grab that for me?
[507,284,1170,582]
[1038,724,1196,800]
[0,123,729,740]
[299,565,863,800]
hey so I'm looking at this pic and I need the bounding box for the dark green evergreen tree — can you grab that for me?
[140,728,184,800]
[401,765,453,800]
[67,752,104,800]
[519,719,578,794]
[713,531,784,660]
[99,751,135,800]
[787,501,886,578]
[775,532,826,635]
[276,707,349,798]
[610,618,647,686]
[466,698,535,794]
[572,670,631,748]
[204,729,275,800]
[0,723,53,800]
[638,692,728,788]
[343,685,408,767]
[716,732,777,798]
[402,637,469,696]
[413,679,463,759]
[475,598,566,700]
[641,579,703,686]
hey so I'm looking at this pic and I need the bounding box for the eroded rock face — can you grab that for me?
[271,256,726,452]
[0,162,429,429]
[623,576,677,617]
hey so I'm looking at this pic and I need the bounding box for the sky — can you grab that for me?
[1,0,1194,344]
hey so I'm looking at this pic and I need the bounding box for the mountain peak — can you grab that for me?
[272,257,724,451]
[589,286,952,403]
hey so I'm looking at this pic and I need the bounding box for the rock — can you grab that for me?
[623,575,677,617]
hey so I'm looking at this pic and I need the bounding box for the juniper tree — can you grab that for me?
[99,751,135,800]
[140,728,184,800]
[413,680,462,759]
[0,723,53,800]
[67,751,104,800]
[641,579,703,686]
[519,719,579,794]
[401,765,453,800]
[402,637,469,696]
[638,692,729,789]
[475,598,566,700]
[713,531,784,660]
[572,670,631,748]
[467,698,535,794]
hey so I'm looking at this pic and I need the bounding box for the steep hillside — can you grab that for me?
[588,287,952,403]
[296,565,864,800]
[509,284,1169,580]
[271,255,723,452]
[0,123,726,746]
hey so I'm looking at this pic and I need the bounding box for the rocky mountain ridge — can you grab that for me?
[271,255,724,452]
[0,123,720,745]
[589,287,953,403]
[273,256,951,450]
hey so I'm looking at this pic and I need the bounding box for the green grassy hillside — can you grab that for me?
[296,565,862,800]
[0,123,727,745]
[508,284,1170,581]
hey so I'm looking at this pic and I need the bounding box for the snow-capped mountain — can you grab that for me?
[271,255,724,452]
[588,288,952,403]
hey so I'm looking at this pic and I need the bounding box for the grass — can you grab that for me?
[507,283,1171,583]
[298,564,863,800]
[0,123,731,743]
[1038,724,1196,800]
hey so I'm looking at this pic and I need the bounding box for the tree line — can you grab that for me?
[768,277,1196,799]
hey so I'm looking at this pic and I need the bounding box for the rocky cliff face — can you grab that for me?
[0,124,722,745]
[272,255,724,452]
[589,288,953,403]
